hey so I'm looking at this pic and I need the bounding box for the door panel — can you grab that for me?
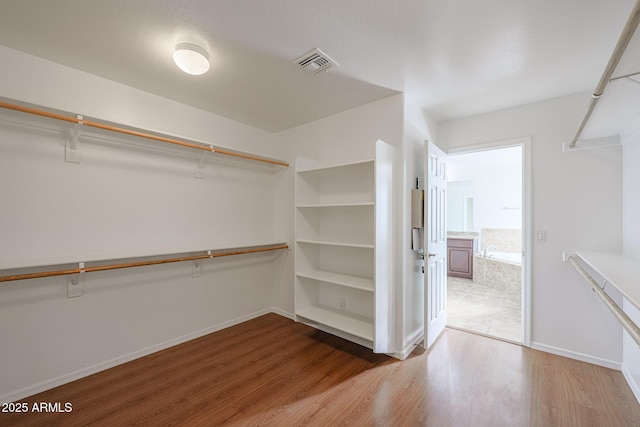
[424,141,448,349]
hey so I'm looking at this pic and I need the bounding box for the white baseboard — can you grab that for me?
[1,308,276,404]
[531,341,622,371]
[622,363,640,404]
[392,329,424,360]
[270,306,294,320]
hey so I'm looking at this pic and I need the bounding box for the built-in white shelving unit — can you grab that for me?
[294,140,395,353]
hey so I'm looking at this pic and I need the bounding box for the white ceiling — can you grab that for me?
[0,0,637,133]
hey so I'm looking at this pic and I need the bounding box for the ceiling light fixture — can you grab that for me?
[173,43,210,75]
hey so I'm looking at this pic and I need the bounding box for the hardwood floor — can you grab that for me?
[2,313,639,426]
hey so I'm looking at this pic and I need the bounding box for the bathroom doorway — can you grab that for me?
[445,140,529,344]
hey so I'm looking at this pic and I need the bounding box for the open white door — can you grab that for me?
[424,140,448,349]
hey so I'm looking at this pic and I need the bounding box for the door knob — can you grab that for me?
[428,253,438,257]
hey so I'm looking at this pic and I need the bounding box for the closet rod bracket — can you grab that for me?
[194,146,215,178]
[65,115,83,164]
[192,251,211,277]
[192,260,202,277]
[67,262,85,298]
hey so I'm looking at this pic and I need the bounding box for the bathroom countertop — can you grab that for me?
[447,231,479,240]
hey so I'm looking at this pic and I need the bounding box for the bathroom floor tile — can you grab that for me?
[447,277,522,342]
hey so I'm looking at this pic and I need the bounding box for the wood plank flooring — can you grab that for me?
[2,313,639,426]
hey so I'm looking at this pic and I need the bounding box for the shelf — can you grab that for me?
[296,239,374,249]
[576,251,640,311]
[296,269,374,292]
[296,202,374,208]
[296,159,374,174]
[295,160,374,206]
[296,241,374,279]
[296,305,374,341]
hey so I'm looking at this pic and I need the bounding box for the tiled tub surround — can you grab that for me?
[473,253,522,301]
[480,228,521,253]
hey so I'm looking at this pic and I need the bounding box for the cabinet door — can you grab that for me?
[448,247,472,277]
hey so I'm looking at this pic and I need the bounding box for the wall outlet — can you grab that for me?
[340,298,346,310]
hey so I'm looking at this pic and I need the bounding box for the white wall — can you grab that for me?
[398,99,437,356]
[278,94,405,165]
[439,92,624,367]
[622,127,640,399]
[0,46,287,402]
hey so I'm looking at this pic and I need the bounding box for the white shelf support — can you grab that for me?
[65,115,83,163]
[67,262,85,298]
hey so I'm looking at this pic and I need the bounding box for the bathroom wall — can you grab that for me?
[439,92,624,367]
[447,181,473,231]
[447,151,522,232]
[480,228,521,253]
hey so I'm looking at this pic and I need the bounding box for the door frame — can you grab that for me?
[446,137,532,347]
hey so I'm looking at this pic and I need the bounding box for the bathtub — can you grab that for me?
[473,252,522,296]
[485,251,521,266]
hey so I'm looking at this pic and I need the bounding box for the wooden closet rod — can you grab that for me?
[0,100,289,167]
[0,244,288,283]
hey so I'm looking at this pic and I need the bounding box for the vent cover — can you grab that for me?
[293,48,338,74]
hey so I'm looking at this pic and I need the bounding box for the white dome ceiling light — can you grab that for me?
[173,43,210,75]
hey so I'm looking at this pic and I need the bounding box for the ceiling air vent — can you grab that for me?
[293,48,338,74]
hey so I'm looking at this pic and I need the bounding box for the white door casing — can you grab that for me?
[424,141,448,349]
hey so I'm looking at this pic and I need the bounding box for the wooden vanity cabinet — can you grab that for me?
[447,238,477,279]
